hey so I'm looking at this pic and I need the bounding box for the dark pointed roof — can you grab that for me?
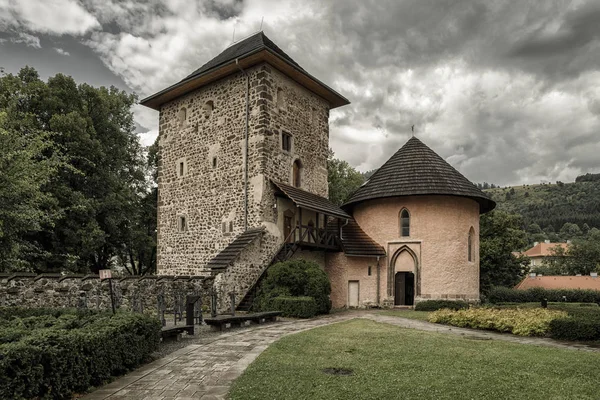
[140,32,349,110]
[343,137,495,214]
[185,32,304,80]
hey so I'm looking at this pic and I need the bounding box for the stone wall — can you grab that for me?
[157,62,331,277]
[0,273,214,312]
[213,231,280,312]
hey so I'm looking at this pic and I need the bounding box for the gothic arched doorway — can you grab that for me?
[390,246,418,306]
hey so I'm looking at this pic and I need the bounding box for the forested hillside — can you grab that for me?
[485,180,600,239]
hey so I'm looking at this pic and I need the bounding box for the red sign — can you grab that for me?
[99,269,112,280]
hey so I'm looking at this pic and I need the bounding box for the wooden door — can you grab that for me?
[348,281,359,307]
[284,215,293,242]
[394,273,406,305]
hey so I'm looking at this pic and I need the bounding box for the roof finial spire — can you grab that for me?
[411,124,415,136]
[260,16,264,31]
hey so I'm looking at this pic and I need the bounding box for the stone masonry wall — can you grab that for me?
[158,62,331,277]
[0,273,214,312]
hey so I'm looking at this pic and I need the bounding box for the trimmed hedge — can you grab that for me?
[428,307,567,336]
[415,300,469,312]
[254,259,331,315]
[548,306,600,341]
[271,296,317,319]
[487,286,600,304]
[0,310,161,399]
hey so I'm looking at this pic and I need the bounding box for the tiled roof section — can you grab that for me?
[207,227,265,270]
[523,242,569,257]
[343,137,496,214]
[515,275,600,291]
[327,219,386,257]
[272,181,351,220]
[184,32,303,81]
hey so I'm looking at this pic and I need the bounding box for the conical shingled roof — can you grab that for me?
[343,137,495,214]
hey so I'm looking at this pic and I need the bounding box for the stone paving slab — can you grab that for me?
[83,311,600,399]
[83,313,359,400]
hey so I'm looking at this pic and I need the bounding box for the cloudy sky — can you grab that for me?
[1,0,599,186]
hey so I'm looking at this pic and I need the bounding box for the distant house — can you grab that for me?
[515,241,570,267]
[515,273,600,291]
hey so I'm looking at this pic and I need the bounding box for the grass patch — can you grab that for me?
[229,319,600,400]
[377,309,431,321]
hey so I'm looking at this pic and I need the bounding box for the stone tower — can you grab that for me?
[141,32,349,276]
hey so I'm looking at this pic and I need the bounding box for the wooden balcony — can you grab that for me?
[287,224,340,251]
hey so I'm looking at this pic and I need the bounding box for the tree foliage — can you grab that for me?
[479,211,530,294]
[327,150,364,206]
[0,67,155,274]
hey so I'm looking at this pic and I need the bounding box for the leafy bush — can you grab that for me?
[271,296,317,318]
[547,306,600,341]
[487,286,600,304]
[254,259,331,314]
[428,307,567,336]
[415,300,469,312]
[0,309,161,399]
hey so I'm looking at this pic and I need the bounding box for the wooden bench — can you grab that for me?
[204,311,282,331]
[161,325,194,340]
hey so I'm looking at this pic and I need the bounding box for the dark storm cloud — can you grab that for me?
[2,0,599,184]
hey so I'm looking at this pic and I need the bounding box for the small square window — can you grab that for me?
[282,132,292,152]
[178,216,187,232]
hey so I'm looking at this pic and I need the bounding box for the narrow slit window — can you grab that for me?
[179,162,184,176]
[400,209,410,237]
[368,266,372,276]
[178,216,187,232]
[468,227,475,262]
[229,221,233,232]
[212,157,217,168]
[292,159,302,188]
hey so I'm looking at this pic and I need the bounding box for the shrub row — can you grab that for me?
[487,286,600,304]
[271,296,317,319]
[254,260,331,315]
[428,307,568,336]
[548,306,600,341]
[0,311,161,399]
[414,300,469,312]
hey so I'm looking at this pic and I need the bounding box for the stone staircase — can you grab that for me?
[236,241,300,311]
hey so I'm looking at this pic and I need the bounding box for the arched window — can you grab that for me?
[292,159,302,188]
[178,107,187,126]
[400,209,410,237]
[468,227,475,262]
[277,87,285,109]
[202,101,214,118]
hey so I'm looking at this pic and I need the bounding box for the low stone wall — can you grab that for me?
[0,273,214,314]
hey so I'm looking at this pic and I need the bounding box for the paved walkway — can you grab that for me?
[84,312,600,400]
[83,312,359,400]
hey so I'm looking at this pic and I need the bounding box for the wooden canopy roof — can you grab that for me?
[272,181,351,220]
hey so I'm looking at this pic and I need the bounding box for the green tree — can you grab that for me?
[559,222,582,240]
[479,211,530,294]
[327,150,364,206]
[0,111,59,271]
[0,67,147,273]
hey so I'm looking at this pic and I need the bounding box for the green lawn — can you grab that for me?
[229,319,600,400]
[377,309,431,320]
